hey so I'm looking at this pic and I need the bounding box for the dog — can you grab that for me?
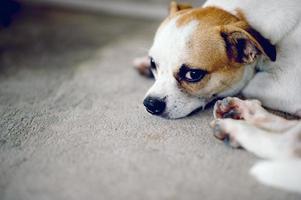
[134,0,301,193]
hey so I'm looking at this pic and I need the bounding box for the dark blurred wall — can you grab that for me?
[0,0,20,27]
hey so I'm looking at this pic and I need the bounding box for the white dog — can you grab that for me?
[134,0,301,193]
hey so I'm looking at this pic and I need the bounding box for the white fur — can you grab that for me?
[204,0,301,44]
[248,123,301,193]
[251,160,301,193]
[149,17,199,69]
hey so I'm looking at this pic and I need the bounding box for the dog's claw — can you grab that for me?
[223,135,230,145]
[228,136,241,148]
[211,120,241,148]
[222,109,241,119]
[211,120,227,140]
[224,136,241,148]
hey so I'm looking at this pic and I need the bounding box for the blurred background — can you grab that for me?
[24,0,203,19]
[0,1,300,200]
[0,0,203,25]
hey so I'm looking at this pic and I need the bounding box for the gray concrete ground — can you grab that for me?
[0,5,300,200]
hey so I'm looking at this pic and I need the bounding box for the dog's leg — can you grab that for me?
[250,160,301,193]
[214,97,299,132]
[211,97,301,158]
[133,56,153,78]
[210,118,293,159]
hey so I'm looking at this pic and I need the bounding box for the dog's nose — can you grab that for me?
[143,96,166,115]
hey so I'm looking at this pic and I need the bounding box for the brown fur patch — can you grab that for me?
[176,7,239,27]
[169,1,192,16]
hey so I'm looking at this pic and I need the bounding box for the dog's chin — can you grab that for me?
[160,105,206,119]
[159,112,185,119]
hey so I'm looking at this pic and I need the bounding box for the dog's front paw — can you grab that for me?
[213,97,264,123]
[213,97,244,120]
[210,119,241,148]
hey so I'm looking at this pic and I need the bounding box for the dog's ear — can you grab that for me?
[169,1,192,16]
[220,25,276,64]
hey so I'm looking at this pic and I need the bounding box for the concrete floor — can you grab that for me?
[0,5,300,200]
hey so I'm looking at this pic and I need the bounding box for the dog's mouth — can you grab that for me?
[160,106,206,119]
[159,98,219,119]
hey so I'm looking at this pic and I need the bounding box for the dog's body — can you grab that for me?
[204,1,301,193]
[205,0,301,116]
[135,0,301,193]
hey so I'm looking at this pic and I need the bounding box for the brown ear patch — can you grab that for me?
[221,31,259,64]
[247,28,277,61]
[221,26,277,64]
[169,1,192,16]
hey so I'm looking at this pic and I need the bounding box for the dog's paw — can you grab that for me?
[213,97,262,121]
[133,56,153,78]
[210,119,241,148]
[213,97,243,120]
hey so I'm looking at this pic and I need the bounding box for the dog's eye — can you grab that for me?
[185,70,206,82]
[179,65,207,83]
[150,57,157,70]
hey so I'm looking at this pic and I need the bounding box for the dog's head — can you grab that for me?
[144,2,276,119]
